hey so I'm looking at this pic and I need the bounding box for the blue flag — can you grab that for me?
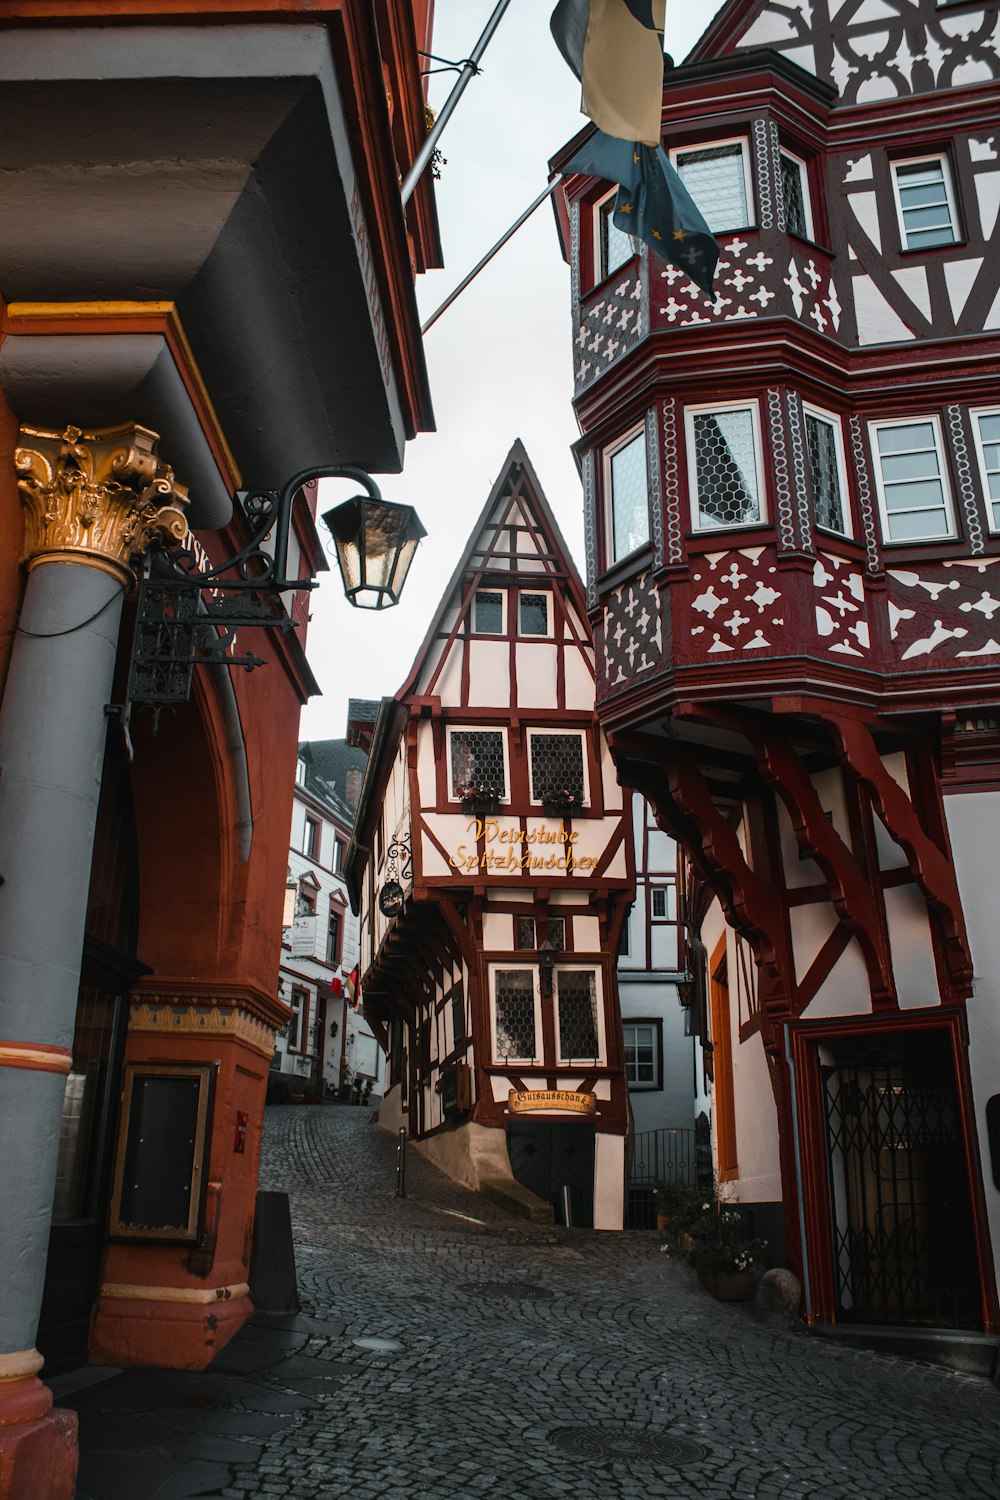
[565,130,718,295]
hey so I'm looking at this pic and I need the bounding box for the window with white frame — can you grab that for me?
[803,405,851,535]
[972,409,1000,531]
[595,189,634,281]
[687,403,765,531]
[449,728,507,802]
[650,884,677,921]
[672,140,752,232]
[608,426,650,562]
[528,731,587,807]
[288,988,308,1052]
[493,968,538,1061]
[891,156,958,251]
[473,589,504,634]
[780,150,813,240]
[556,969,602,1063]
[623,1020,661,1090]
[870,417,955,542]
[519,591,550,636]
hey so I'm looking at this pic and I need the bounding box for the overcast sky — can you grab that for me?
[300,1,725,742]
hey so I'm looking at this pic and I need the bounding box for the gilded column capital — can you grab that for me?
[14,423,189,586]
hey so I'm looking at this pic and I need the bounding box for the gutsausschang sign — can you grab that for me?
[449,818,597,876]
[508,1089,597,1115]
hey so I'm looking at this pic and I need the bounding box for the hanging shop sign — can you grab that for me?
[507,1089,597,1116]
[378,880,404,918]
[450,819,598,876]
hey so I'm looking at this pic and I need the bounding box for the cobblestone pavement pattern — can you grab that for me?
[64,1106,1000,1500]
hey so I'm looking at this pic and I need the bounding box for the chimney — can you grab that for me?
[345,766,362,810]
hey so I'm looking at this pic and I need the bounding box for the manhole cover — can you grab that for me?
[548,1426,705,1467]
[458,1282,553,1300]
[353,1336,403,1352]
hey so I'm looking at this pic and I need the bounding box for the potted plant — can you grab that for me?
[542,785,581,817]
[457,780,501,816]
[693,1206,767,1301]
[652,1179,706,1240]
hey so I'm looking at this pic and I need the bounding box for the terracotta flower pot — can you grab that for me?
[656,1211,671,1235]
[697,1267,749,1301]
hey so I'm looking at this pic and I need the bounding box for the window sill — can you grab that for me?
[595,543,655,596]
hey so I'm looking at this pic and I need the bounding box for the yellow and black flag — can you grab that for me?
[552,0,718,294]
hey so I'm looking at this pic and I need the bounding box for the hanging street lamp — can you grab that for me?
[322,472,427,611]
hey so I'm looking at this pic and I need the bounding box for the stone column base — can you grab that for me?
[0,1379,77,1500]
[89,1288,253,1370]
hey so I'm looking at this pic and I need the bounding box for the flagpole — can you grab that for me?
[401,0,514,206]
[421,178,559,335]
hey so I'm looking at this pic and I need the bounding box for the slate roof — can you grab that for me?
[298,737,369,827]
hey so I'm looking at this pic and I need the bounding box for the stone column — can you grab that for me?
[0,424,186,1499]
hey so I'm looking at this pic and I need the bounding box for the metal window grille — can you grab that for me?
[676,143,749,231]
[529,733,585,804]
[623,1022,657,1087]
[875,422,950,541]
[519,592,549,636]
[451,730,506,800]
[495,970,536,1060]
[894,159,956,250]
[806,414,847,533]
[599,196,633,279]
[610,431,650,561]
[546,917,566,951]
[780,154,809,238]
[693,409,761,529]
[515,916,536,951]
[474,590,503,634]
[557,971,600,1061]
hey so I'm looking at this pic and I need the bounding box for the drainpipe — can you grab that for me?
[784,1022,813,1318]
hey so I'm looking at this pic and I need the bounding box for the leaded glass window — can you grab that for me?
[805,411,848,534]
[690,406,763,530]
[529,733,586,805]
[450,729,506,800]
[556,971,600,1062]
[674,142,750,232]
[872,419,954,541]
[598,195,633,280]
[780,152,811,239]
[515,916,536,951]
[892,157,957,251]
[546,917,566,952]
[474,589,503,634]
[494,969,536,1060]
[973,410,1000,531]
[609,429,650,561]
[519,592,549,636]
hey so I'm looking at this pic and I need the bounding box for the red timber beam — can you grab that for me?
[827,715,973,998]
[608,729,790,1010]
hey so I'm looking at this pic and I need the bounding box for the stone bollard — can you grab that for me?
[753,1267,802,1329]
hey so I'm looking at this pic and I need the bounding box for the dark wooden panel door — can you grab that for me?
[507,1120,595,1228]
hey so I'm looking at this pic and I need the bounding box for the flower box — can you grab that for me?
[697,1268,749,1302]
[460,796,500,816]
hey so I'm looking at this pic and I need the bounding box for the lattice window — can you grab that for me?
[546,917,566,951]
[474,590,503,634]
[529,733,586,805]
[556,971,600,1062]
[598,193,633,280]
[891,157,957,251]
[494,969,536,1060]
[690,406,763,530]
[609,429,650,561]
[623,1022,659,1088]
[805,411,848,534]
[973,410,1000,531]
[519,592,549,636]
[780,152,811,239]
[674,142,750,232]
[450,729,506,801]
[515,916,536,951]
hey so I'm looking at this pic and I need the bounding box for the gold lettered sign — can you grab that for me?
[508,1089,597,1116]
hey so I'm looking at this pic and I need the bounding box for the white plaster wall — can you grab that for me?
[516,642,557,706]
[564,647,594,707]
[802,935,873,1018]
[594,1132,625,1229]
[885,883,941,1008]
[790,902,839,985]
[467,640,510,707]
[730,1026,782,1205]
[942,790,1000,1285]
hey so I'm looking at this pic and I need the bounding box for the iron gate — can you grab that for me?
[625,1125,707,1230]
[821,1037,980,1329]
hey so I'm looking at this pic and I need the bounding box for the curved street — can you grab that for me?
[66,1105,1000,1500]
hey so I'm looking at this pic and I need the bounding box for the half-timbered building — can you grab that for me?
[553,0,1000,1339]
[346,443,635,1228]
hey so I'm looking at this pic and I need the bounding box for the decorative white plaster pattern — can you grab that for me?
[689,548,786,656]
[769,120,786,232]
[767,388,797,551]
[574,270,643,390]
[946,404,985,557]
[848,415,881,575]
[570,201,581,329]
[602,570,663,687]
[657,236,776,327]
[645,407,664,570]
[888,559,1000,662]
[754,118,775,230]
[582,450,598,608]
[661,399,684,567]
[812,552,870,656]
[785,391,814,554]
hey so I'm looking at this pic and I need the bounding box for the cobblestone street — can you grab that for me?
[65,1106,1000,1500]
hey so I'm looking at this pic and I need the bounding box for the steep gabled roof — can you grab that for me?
[395,438,589,702]
[297,737,368,826]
